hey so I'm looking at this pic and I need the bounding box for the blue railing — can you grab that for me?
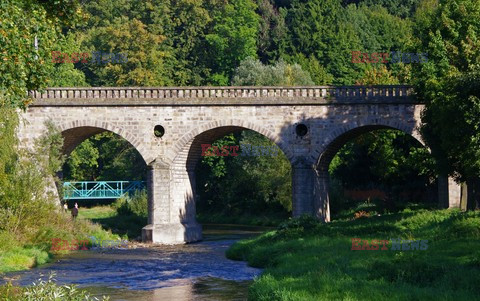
[63,181,145,200]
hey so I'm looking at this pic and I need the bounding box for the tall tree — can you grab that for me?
[256,0,288,63]
[80,18,173,86]
[204,0,260,85]
[413,0,480,209]
[282,0,412,85]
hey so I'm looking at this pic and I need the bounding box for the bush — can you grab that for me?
[276,215,319,239]
[112,196,132,215]
[128,190,147,217]
[111,189,147,217]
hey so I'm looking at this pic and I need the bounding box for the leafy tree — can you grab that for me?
[0,107,65,237]
[196,131,292,216]
[205,0,260,85]
[63,139,99,180]
[256,0,288,63]
[80,18,173,86]
[289,53,334,85]
[281,0,412,85]
[63,132,147,181]
[355,65,399,85]
[157,0,213,85]
[343,0,422,18]
[49,32,89,87]
[231,57,314,86]
[78,0,217,86]
[329,130,436,212]
[412,0,480,209]
[0,0,82,108]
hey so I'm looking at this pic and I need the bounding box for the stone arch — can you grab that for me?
[56,119,152,164]
[308,120,429,222]
[315,120,425,172]
[167,119,294,169]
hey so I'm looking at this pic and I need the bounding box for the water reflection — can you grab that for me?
[84,277,253,301]
[4,225,268,301]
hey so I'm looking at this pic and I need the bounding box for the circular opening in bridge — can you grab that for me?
[154,125,165,138]
[296,124,308,137]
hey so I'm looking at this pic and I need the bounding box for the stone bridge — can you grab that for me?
[18,86,461,244]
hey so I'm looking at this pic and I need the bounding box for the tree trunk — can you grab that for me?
[460,182,468,211]
[466,177,480,210]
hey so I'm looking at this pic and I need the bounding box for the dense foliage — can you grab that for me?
[196,131,292,219]
[37,0,421,87]
[63,132,147,181]
[412,0,480,209]
[0,0,84,108]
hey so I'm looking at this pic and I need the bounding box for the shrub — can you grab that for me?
[111,189,147,217]
[112,196,132,215]
[1,273,110,300]
[276,215,319,239]
[128,189,147,217]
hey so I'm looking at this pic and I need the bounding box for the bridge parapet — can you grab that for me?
[28,85,417,105]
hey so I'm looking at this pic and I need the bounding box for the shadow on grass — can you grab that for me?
[88,214,147,240]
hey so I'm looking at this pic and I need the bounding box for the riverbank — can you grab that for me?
[226,209,480,300]
[0,210,123,274]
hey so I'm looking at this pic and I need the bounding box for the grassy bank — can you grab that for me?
[227,209,480,300]
[0,212,121,274]
[78,205,146,240]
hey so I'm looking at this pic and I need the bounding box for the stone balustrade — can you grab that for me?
[29,85,415,102]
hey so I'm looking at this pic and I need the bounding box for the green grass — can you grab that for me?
[0,210,121,274]
[0,247,51,273]
[226,209,480,300]
[78,206,116,220]
[78,205,146,239]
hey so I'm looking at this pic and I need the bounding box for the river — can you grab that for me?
[3,225,267,300]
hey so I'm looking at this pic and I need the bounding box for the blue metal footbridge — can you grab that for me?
[63,181,145,200]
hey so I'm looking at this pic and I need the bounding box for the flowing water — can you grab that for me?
[3,225,268,300]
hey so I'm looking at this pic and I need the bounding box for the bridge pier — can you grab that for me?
[438,176,462,209]
[292,160,330,222]
[313,168,331,222]
[142,160,202,244]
